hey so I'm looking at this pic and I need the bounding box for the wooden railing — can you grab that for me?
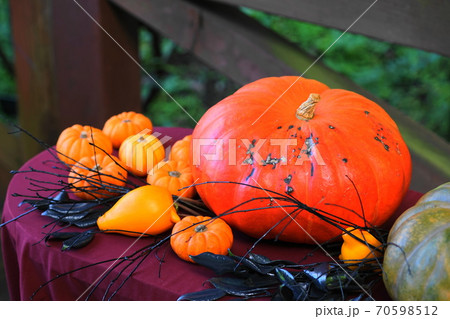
[1,0,449,198]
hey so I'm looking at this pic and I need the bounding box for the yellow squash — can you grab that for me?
[339,227,383,267]
[97,185,180,236]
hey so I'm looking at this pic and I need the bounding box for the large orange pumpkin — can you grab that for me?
[68,153,127,200]
[191,76,412,244]
[56,124,113,165]
[103,111,153,148]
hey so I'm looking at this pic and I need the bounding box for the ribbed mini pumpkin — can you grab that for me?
[383,182,450,301]
[118,132,165,176]
[56,124,113,165]
[68,153,127,200]
[103,111,153,148]
[147,160,196,198]
[169,134,192,163]
[192,76,412,244]
[170,216,233,263]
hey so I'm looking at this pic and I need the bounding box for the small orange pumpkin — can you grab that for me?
[68,153,128,200]
[56,124,113,165]
[103,111,153,148]
[169,134,192,163]
[147,160,196,198]
[118,132,165,176]
[170,216,233,263]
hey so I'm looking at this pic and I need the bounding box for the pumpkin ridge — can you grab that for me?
[426,253,450,300]
[188,230,206,257]
[422,254,440,299]
[396,230,449,300]
[392,222,450,296]
[205,231,225,253]
[389,202,450,235]
[400,222,450,259]
[330,106,398,225]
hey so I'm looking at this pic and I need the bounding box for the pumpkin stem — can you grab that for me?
[296,93,320,120]
[168,170,182,178]
[80,131,88,139]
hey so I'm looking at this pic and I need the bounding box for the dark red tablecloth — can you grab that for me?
[1,127,422,301]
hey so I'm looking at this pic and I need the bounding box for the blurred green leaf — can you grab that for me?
[242,8,450,141]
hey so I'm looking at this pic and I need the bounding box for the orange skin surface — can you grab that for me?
[103,111,153,149]
[191,76,412,244]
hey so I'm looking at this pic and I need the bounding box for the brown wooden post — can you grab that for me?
[9,0,141,161]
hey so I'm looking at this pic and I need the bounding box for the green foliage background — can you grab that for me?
[0,2,449,141]
[0,0,15,123]
[243,8,450,141]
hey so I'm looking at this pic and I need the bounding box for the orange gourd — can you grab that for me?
[339,227,383,268]
[169,135,192,163]
[97,185,180,236]
[68,153,128,200]
[118,132,165,176]
[103,111,153,148]
[192,76,412,244]
[56,124,113,165]
[147,160,196,198]
[170,216,233,263]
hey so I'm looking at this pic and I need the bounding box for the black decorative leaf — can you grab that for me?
[304,262,329,291]
[41,209,90,223]
[19,198,51,210]
[19,190,70,209]
[275,268,308,301]
[51,190,70,202]
[41,209,64,219]
[247,254,301,267]
[177,288,226,301]
[61,230,95,251]
[275,268,296,285]
[189,252,240,275]
[277,282,309,301]
[48,202,98,214]
[230,254,276,275]
[247,252,273,265]
[71,213,102,228]
[244,272,280,288]
[45,231,83,242]
[71,207,107,228]
[42,202,103,224]
[208,277,271,298]
[349,293,364,301]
